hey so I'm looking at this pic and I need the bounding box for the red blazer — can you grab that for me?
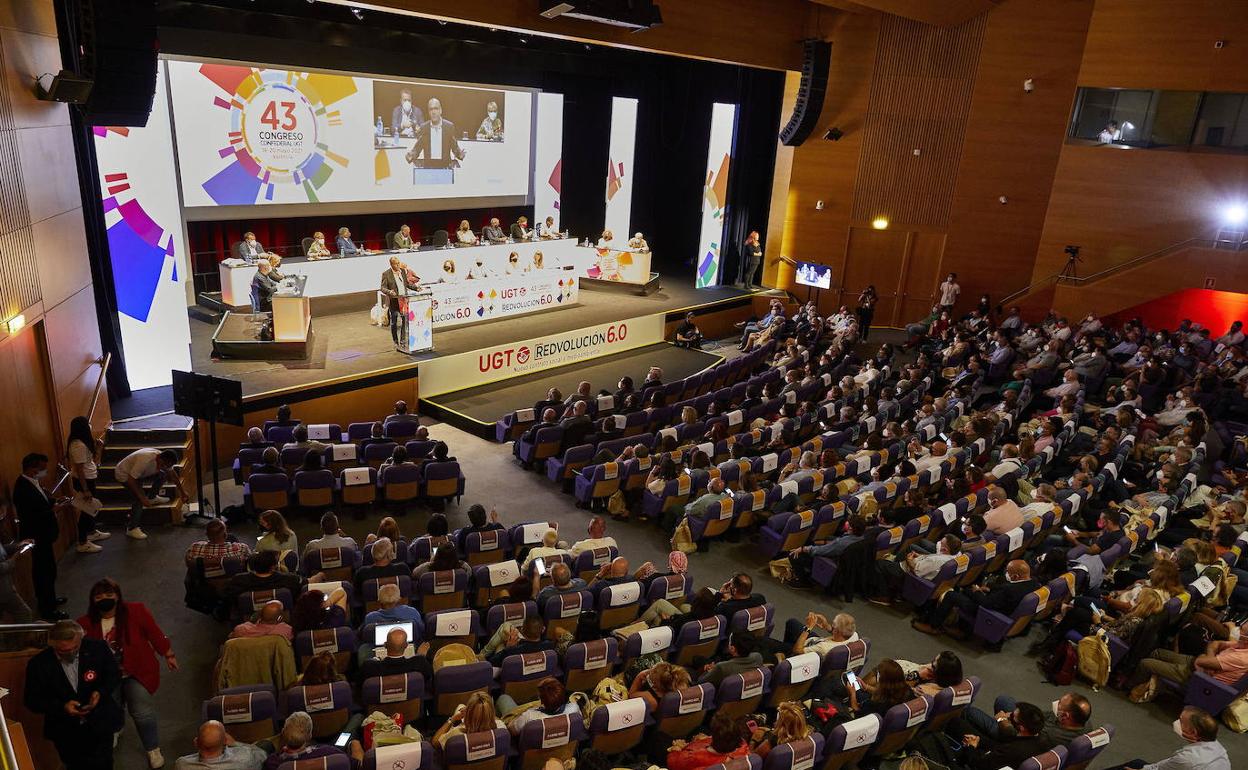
[77,602,172,694]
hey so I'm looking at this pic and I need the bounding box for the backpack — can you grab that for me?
[1076,632,1111,690]
[1039,641,1077,685]
[582,675,628,720]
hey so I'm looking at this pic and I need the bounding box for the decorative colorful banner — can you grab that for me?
[93,62,192,390]
[534,92,564,231]
[696,102,737,288]
[427,273,578,329]
[603,96,638,241]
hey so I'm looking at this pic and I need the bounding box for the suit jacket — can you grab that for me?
[521,420,557,444]
[336,236,360,256]
[251,271,279,310]
[558,414,593,450]
[406,120,463,168]
[482,225,506,242]
[380,267,422,311]
[14,475,57,545]
[977,578,1040,615]
[510,223,533,240]
[390,104,426,137]
[24,638,124,740]
[236,240,266,260]
[964,733,1057,770]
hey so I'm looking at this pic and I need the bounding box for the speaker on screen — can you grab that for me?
[73,0,159,126]
[778,40,831,147]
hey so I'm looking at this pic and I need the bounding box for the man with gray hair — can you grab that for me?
[671,477,731,533]
[173,720,267,770]
[352,536,408,594]
[25,619,124,769]
[263,710,361,769]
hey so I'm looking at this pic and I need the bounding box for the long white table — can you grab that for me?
[218,238,581,329]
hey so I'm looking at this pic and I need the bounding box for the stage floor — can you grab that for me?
[423,342,722,433]
[110,282,760,417]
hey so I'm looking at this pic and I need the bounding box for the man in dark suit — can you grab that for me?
[14,452,65,620]
[380,256,423,346]
[557,401,594,452]
[404,98,465,169]
[24,620,124,769]
[250,260,279,312]
[913,559,1039,638]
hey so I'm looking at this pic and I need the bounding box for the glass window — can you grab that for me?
[1148,91,1201,147]
[1070,88,1154,144]
[1194,93,1248,151]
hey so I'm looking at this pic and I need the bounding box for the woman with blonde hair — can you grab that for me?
[257,509,298,557]
[628,661,691,710]
[456,219,478,245]
[751,702,812,757]
[1107,559,1183,614]
[307,231,331,259]
[432,691,504,748]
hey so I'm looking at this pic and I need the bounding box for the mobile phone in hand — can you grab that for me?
[334,732,351,748]
[533,557,547,577]
[845,671,861,691]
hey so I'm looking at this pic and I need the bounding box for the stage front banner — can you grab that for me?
[564,246,652,285]
[427,272,578,329]
[419,312,665,396]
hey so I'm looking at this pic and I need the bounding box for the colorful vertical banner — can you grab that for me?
[695,102,737,288]
[603,96,638,241]
[93,61,192,390]
[533,92,564,231]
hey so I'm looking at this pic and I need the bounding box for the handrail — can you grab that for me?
[996,234,1241,307]
[0,622,52,633]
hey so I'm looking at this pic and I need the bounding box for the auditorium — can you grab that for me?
[3,1,1248,769]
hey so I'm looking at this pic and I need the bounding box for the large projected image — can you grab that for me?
[94,62,192,390]
[166,60,534,209]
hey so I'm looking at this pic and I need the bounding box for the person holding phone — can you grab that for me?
[262,710,362,770]
[520,529,566,572]
[432,693,504,749]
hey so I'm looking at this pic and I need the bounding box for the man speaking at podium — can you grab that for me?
[380,256,423,347]
[404,98,466,169]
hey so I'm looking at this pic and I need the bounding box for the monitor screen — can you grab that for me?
[794,260,832,289]
[374,621,414,646]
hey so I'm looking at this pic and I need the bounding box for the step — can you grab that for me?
[107,414,195,445]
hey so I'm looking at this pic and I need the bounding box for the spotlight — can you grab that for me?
[872,217,889,230]
[823,126,843,141]
[350,6,363,19]
[519,36,529,43]
[1223,203,1248,226]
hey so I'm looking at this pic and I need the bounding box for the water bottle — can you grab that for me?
[375,116,384,136]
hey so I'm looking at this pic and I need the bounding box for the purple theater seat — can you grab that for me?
[485,600,536,635]
[200,687,277,745]
[233,447,267,484]
[379,463,422,505]
[573,546,618,582]
[276,754,352,770]
[293,469,336,509]
[688,497,736,543]
[293,626,356,672]
[565,638,620,694]
[820,638,870,676]
[715,667,771,720]
[902,552,971,608]
[433,661,494,717]
[363,442,399,467]
[542,590,592,640]
[383,420,420,440]
[361,742,433,770]
[759,510,815,560]
[339,466,377,507]
[547,443,594,484]
[1017,747,1067,770]
[515,427,563,466]
[597,581,643,630]
[499,649,561,702]
[416,569,470,613]
[442,727,509,770]
[923,677,980,734]
[822,714,882,770]
[244,472,291,513]
[516,714,586,770]
[653,683,715,739]
[424,607,482,651]
[673,616,725,667]
[265,424,296,444]
[362,575,413,610]
[300,546,358,581]
[574,462,622,505]
[730,604,774,638]
[285,680,354,737]
[463,529,512,566]
[587,697,651,753]
[620,625,674,664]
[346,422,373,442]
[361,672,426,723]
[422,460,464,503]
[966,586,1046,646]
[646,573,693,606]
[868,697,931,759]
[761,734,825,770]
[235,587,293,617]
[765,651,821,708]
[362,537,410,566]
[1063,725,1113,770]
[471,561,522,608]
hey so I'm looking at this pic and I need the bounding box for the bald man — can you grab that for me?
[913,559,1038,640]
[404,97,465,168]
[172,720,266,770]
[588,556,632,601]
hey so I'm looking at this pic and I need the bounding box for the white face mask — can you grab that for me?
[402,99,412,111]
[1172,719,1187,740]
[33,469,47,480]
[316,238,324,245]
[488,111,498,120]
[1051,700,1061,719]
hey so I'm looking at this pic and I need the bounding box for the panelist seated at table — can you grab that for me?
[337,227,374,256]
[250,260,280,311]
[481,218,507,244]
[476,100,503,141]
[627,232,650,252]
[391,89,425,139]
[235,231,277,262]
[511,216,536,241]
[539,216,560,239]
[597,229,615,248]
[392,224,417,250]
[438,259,460,283]
[504,251,523,275]
[528,250,553,272]
[267,254,288,282]
[403,98,466,169]
[455,220,479,246]
[306,231,332,260]
[465,254,494,280]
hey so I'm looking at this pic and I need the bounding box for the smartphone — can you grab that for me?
[16,542,34,557]
[1063,525,1074,534]
[844,671,861,691]
[334,732,351,748]
[1088,602,1101,615]
[533,557,547,577]
[939,433,949,443]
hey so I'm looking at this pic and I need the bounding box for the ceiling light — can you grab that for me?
[872,217,889,230]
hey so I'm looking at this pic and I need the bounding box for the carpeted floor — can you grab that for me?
[65,330,1247,769]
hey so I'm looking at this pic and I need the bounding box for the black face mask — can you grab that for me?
[95,598,117,613]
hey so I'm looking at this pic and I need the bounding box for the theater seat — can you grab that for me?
[425,608,482,652]
[597,581,643,630]
[433,661,493,717]
[587,698,651,753]
[822,714,882,770]
[361,672,426,723]
[499,649,560,702]
[542,590,591,640]
[868,697,930,759]
[653,683,714,739]
[1063,725,1114,770]
[516,713,586,770]
[715,667,770,720]
[761,734,824,770]
[285,680,353,738]
[673,616,724,667]
[361,742,433,770]
[564,638,619,694]
[443,728,509,770]
[765,651,820,708]
[416,568,469,613]
[200,687,277,745]
[293,627,356,673]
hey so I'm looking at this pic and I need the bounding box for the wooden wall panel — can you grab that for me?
[1078,0,1248,92]
[899,232,945,323]
[842,227,908,321]
[365,0,813,71]
[1033,146,1248,283]
[850,13,986,229]
[940,0,1093,313]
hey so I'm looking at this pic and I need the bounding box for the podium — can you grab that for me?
[396,284,434,354]
[272,275,310,342]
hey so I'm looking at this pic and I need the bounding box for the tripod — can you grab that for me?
[1060,246,1082,278]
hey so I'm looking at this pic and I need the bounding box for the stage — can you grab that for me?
[111,281,764,419]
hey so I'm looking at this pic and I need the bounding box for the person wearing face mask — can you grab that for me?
[24,620,124,770]
[476,100,503,140]
[305,231,331,259]
[872,534,962,606]
[465,254,493,280]
[234,231,275,262]
[1110,706,1229,770]
[15,452,66,620]
[390,88,425,138]
[77,578,177,769]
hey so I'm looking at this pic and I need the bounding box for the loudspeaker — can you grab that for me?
[74,0,158,126]
[779,40,832,147]
[173,371,244,426]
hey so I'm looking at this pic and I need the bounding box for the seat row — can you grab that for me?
[241,461,465,515]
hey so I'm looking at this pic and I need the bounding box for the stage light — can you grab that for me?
[872,216,889,230]
[6,314,25,334]
[350,7,363,19]
[1223,203,1248,226]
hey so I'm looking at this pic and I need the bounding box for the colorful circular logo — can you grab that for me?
[516,346,531,364]
[241,82,320,172]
